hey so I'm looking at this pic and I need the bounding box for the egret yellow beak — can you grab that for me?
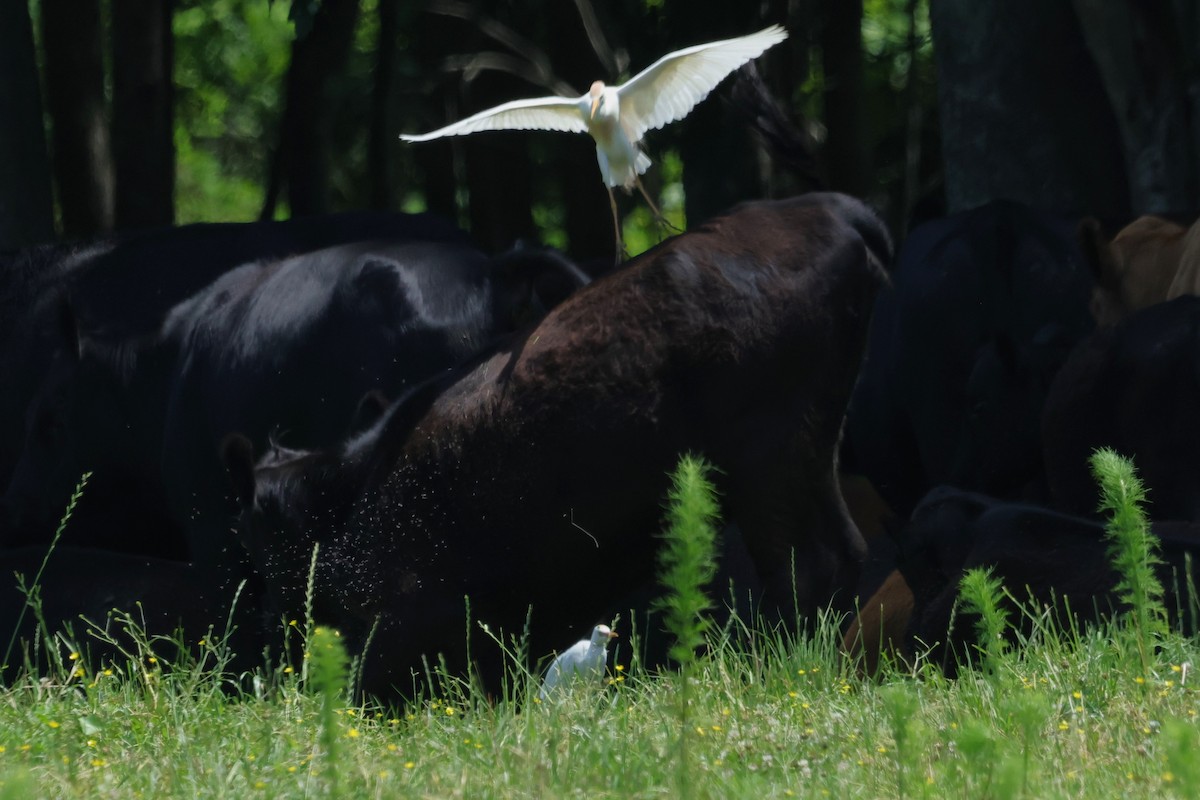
[589,98,600,120]
[608,630,618,639]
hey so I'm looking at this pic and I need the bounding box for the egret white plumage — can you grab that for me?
[401,25,789,255]
[538,624,618,700]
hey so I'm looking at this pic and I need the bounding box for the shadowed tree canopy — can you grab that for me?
[3,0,1198,254]
[0,1,53,248]
[112,0,176,228]
[930,0,1200,220]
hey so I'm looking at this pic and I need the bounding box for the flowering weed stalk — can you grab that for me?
[1090,448,1167,675]
[309,626,350,797]
[653,454,720,797]
[958,566,1010,674]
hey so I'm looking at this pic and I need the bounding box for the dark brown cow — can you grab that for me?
[842,569,912,676]
[223,192,892,698]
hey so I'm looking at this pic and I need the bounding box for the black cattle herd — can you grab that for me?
[1,183,1198,696]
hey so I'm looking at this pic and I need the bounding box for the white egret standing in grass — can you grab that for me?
[538,624,618,700]
[401,25,788,255]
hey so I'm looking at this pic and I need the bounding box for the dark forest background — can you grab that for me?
[2,0,1197,262]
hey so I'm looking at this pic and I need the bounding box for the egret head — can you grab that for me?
[590,624,617,646]
[588,81,606,119]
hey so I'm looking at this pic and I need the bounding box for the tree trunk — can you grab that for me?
[929,0,1129,218]
[1072,0,1200,213]
[407,8,460,224]
[759,0,817,199]
[455,2,536,251]
[42,0,115,237]
[820,0,867,198]
[369,0,399,209]
[901,0,924,225]
[112,0,175,229]
[462,118,536,251]
[0,0,54,248]
[264,0,362,219]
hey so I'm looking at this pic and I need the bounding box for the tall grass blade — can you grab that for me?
[1,472,91,678]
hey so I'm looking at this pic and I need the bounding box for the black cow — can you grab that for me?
[2,237,585,565]
[845,200,1095,519]
[222,192,893,698]
[1042,295,1200,522]
[893,487,1200,675]
[0,237,122,489]
[0,211,469,492]
[0,545,264,682]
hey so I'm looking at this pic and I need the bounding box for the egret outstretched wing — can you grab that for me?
[400,95,587,142]
[616,25,788,143]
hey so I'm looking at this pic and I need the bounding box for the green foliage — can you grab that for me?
[1090,447,1168,673]
[1162,719,1200,796]
[622,150,686,258]
[0,769,37,800]
[954,718,1001,794]
[878,684,920,798]
[173,0,293,222]
[958,566,1011,672]
[1000,689,1050,796]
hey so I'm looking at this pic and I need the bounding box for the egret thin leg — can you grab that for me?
[635,175,680,233]
[607,187,625,262]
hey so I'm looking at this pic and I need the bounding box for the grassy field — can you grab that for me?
[0,612,1197,798]
[0,455,1196,798]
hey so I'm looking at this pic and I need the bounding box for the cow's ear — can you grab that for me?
[221,433,258,510]
[349,390,389,435]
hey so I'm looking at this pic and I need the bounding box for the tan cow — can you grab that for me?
[1081,214,1200,325]
[1168,216,1200,299]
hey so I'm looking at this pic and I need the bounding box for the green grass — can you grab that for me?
[3,452,1198,798]
[0,616,1197,798]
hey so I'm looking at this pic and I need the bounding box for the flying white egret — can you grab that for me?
[538,624,618,700]
[401,25,789,255]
